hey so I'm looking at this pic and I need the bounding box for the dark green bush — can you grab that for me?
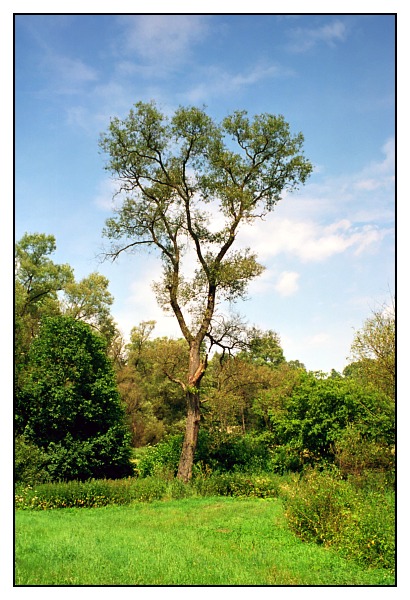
[281,467,395,571]
[15,435,51,485]
[16,316,134,482]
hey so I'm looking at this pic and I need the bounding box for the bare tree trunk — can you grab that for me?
[177,342,204,482]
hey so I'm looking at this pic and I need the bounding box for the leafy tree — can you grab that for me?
[117,324,188,445]
[240,327,285,368]
[16,316,133,481]
[251,362,303,430]
[15,232,73,370]
[15,232,73,317]
[347,301,395,402]
[273,372,395,468]
[100,101,312,481]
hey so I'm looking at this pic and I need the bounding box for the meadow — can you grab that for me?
[15,496,394,586]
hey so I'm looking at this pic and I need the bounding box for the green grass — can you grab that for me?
[15,497,394,585]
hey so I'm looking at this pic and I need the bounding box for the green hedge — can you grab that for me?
[15,471,283,510]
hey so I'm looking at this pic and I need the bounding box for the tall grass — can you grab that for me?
[15,472,283,510]
[15,497,394,585]
[280,468,395,572]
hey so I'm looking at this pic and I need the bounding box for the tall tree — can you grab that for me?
[100,101,312,481]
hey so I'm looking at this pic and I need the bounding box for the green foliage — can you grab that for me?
[272,372,395,467]
[348,301,395,401]
[118,327,188,446]
[333,424,395,478]
[241,327,285,367]
[192,471,281,499]
[137,435,184,477]
[14,477,174,509]
[15,470,282,510]
[61,272,117,347]
[281,467,395,571]
[15,436,51,486]
[16,316,133,481]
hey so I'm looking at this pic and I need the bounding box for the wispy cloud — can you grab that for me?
[117,15,210,73]
[42,53,98,94]
[185,62,290,102]
[286,19,348,53]
[307,332,331,347]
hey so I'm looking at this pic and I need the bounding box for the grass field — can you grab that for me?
[15,497,394,585]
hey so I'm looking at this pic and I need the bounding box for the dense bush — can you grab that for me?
[15,435,51,486]
[272,373,395,467]
[333,424,395,478]
[281,467,395,571]
[136,430,278,477]
[136,434,184,477]
[16,316,133,482]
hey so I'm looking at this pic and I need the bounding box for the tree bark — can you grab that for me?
[177,342,204,482]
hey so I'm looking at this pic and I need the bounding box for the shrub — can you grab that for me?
[281,467,395,571]
[273,373,395,467]
[136,434,184,477]
[15,435,51,486]
[333,424,395,478]
[14,476,183,509]
[16,316,134,481]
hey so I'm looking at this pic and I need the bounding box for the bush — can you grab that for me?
[333,425,395,478]
[15,436,51,486]
[137,434,184,477]
[273,373,395,467]
[16,316,134,481]
[281,467,395,571]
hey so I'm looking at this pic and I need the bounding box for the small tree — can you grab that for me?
[100,101,312,481]
[348,301,395,402]
[16,316,133,481]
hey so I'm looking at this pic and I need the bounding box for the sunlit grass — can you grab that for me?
[15,497,394,585]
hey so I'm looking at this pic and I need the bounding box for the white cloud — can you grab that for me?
[287,19,348,53]
[117,15,209,71]
[353,136,395,193]
[275,271,300,297]
[43,53,98,94]
[238,217,385,263]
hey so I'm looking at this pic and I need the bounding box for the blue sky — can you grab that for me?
[14,13,396,373]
